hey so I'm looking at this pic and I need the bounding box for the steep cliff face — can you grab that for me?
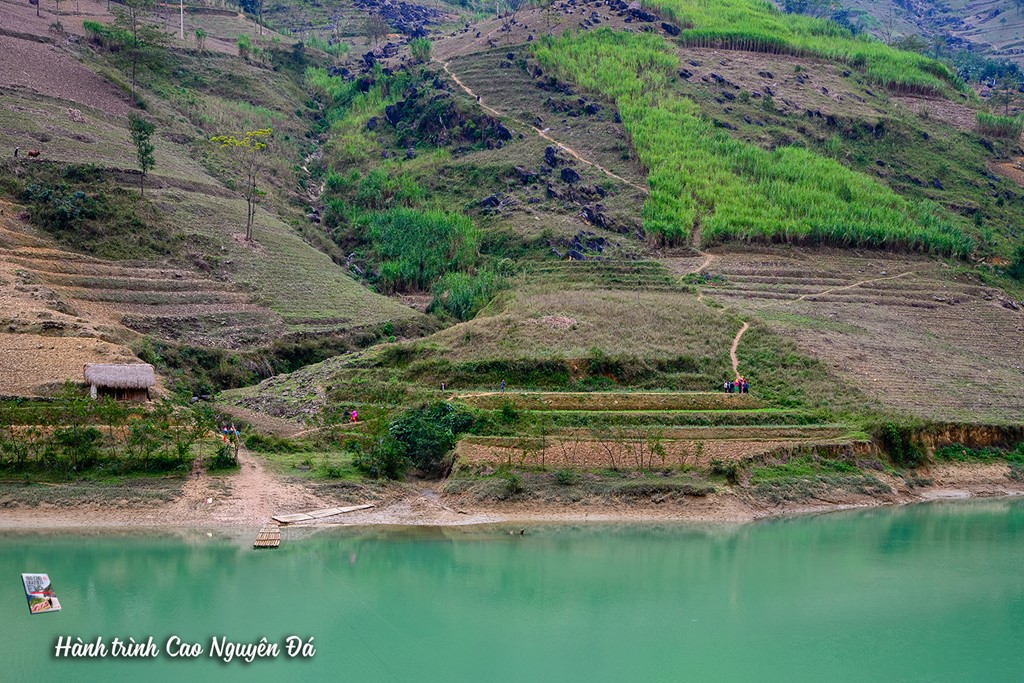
[917,424,1024,452]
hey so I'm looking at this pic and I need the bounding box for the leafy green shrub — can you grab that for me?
[879,422,925,468]
[387,402,475,476]
[554,469,580,486]
[1007,245,1024,282]
[52,426,103,471]
[352,437,410,479]
[82,20,131,50]
[498,400,520,425]
[22,183,99,231]
[709,458,739,485]
[366,208,478,292]
[429,269,505,321]
[206,443,239,470]
[237,34,252,59]
[501,471,524,495]
[409,37,432,63]
[15,167,174,260]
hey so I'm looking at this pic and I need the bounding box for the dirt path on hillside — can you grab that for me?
[438,60,649,194]
[168,447,327,527]
[791,271,914,302]
[712,271,918,378]
[730,321,749,377]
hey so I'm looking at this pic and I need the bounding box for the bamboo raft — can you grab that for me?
[273,504,375,525]
[253,523,281,549]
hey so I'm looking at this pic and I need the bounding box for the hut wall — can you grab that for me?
[94,386,150,402]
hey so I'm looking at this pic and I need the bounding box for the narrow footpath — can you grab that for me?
[438,60,649,194]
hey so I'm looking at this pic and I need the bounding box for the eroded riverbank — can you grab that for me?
[1,461,1021,529]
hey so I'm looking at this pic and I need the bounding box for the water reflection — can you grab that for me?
[2,499,1023,682]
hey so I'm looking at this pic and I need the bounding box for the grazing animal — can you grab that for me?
[25,150,41,158]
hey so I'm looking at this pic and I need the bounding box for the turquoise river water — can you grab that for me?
[3,499,1024,682]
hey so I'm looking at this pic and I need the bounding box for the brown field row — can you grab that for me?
[455,437,845,469]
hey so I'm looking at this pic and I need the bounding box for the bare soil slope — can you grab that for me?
[701,248,1024,422]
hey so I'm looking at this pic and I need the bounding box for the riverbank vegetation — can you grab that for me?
[0,388,233,477]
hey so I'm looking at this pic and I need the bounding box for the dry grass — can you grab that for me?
[152,190,424,330]
[432,287,740,364]
[455,434,850,469]
[700,247,1024,422]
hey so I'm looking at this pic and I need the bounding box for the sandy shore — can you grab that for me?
[1,455,1021,530]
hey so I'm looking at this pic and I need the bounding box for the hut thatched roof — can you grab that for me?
[83,363,156,389]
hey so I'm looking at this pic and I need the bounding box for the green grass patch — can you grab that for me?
[255,448,362,480]
[648,0,963,96]
[749,455,859,482]
[533,30,973,255]
[976,112,1024,139]
[934,443,1024,464]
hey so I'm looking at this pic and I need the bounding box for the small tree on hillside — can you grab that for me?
[128,113,156,197]
[879,5,899,45]
[364,15,388,46]
[993,75,1022,116]
[114,0,163,99]
[409,37,431,63]
[210,128,272,242]
[195,28,206,53]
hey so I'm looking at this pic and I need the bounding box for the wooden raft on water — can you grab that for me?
[272,504,375,525]
[253,523,281,549]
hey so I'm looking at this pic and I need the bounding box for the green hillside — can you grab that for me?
[1,0,1022,490]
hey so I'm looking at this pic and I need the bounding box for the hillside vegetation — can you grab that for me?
[649,0,965,95]
[534,30,974,253]
[1,0,1022,499]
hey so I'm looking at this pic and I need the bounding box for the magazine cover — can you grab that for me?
[22,573,61,615]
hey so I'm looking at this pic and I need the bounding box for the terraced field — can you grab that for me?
[698,249,1024,423]
[455,389,862,468]
[0,219,282,348]
[525,260,685,292]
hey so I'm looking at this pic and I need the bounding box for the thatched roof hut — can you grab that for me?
[83,363,155,401]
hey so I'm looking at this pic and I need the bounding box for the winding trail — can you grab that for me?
[438,60,649,194]
[790,271,913,302]
[714,272,915,377]
[729,321,749,377]
[439,60,757,378]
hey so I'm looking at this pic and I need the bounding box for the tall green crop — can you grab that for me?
[534,30,973,256]
[646,0,963,96]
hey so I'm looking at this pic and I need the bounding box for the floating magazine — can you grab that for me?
[22,573,61,615]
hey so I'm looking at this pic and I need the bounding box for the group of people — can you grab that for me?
[220,424,240,443]
[724,377,750,394]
